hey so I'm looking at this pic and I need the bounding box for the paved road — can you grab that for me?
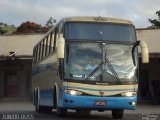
[0,98,159,120]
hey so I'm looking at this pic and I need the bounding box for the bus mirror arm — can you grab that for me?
[132,41,149,64]
[132,41,140,65]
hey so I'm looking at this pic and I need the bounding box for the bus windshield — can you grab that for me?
[64,43,102,81]
[64,43,137,83]
[103,44,137,82]
[65,22,136,42]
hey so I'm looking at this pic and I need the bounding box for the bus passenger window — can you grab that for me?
[58,59,64,80]
[49,34,53,54]
[53,29,57,51]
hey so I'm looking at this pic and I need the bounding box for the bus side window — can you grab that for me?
[49,33,53,54]
[37,44,41,62]
[53,28,58,51]
[42,39,45,59]
[58,59,64,80]
[45,36,49,57]
[34,46,38,63]
[47,34,51,56]
[35,45,38,63]
[49,32,54,54]
[40,41,44,61]
[33,47,35,63]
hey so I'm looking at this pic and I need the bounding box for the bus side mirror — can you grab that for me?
[57,35,65,59]
[139,40,149,63]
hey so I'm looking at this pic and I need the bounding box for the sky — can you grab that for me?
[0,0,159,28]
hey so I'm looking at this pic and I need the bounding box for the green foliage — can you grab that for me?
[46,17,56,29]
[0,22,16,35]
[0,17,56,34]
[0,27,7,34]
[148,10,160,28]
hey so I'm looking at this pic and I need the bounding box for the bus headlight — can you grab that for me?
[64,89,83,96]
[121,92,137,97]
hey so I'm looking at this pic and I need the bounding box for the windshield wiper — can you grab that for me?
[85,62,103,80]
[104,57,121,84]
[85,55,121,84]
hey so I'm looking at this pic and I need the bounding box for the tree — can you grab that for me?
[0,22,16,35]
[16,21,47,34]
[0,27,7,34]
[0,23,6,34]
[148,10,160,28]
[46,17,56,29]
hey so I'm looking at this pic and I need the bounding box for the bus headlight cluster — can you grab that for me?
[121,92,137,97]
[64,89,83,96]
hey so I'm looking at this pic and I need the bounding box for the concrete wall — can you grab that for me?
[0,34,44,56]
[0,59,32,97]
[136,29,160,53]
[19,60,32,97]
[0,30,159,56]
[0,34,44,98]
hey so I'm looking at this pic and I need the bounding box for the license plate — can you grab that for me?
[95,100,106,106]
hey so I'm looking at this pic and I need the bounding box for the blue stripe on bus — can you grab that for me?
[32,64,57,76]
[63,86,134,92]
[60,93,137,110]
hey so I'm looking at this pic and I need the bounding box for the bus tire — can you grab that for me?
[33,88,37,105]
[76,109,91,116]
[57,107,67,117]
[112,109,124,119]
[35,90,41,112]
[54,88,67,117]
[53,87,57,109]
[35,89,48,113]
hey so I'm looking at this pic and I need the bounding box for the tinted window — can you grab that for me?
[65,22,136,42]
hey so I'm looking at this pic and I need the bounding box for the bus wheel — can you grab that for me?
[35,91,49,113]
[112,109,124,119]
[35,93,41,112]
[32,89,36,105]
[56,107,67,117]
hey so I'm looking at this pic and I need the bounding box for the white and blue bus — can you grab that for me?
[32,16,149,119]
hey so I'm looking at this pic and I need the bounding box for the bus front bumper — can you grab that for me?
[59,93,137,110]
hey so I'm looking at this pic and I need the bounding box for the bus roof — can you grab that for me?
[34,16,134,47]
[63,16,134,25]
